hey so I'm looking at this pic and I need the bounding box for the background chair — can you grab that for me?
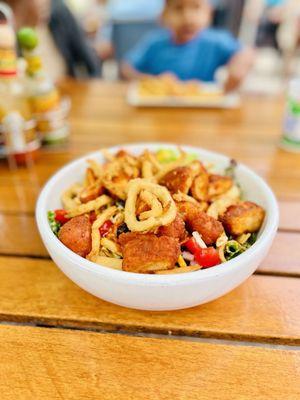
[112,20,158,63]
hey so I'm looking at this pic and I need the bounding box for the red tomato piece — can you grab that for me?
[99,220,113,237]
[194,247,221,269]
[183,238,200,254]
[54,209,70,225]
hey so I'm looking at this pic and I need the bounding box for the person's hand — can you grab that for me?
[267,5,285,24]
[224,48,256,93]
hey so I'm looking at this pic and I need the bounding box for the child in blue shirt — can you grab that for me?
[122,0,254,91]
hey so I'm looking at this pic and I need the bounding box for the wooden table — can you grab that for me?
[1,80,300,399]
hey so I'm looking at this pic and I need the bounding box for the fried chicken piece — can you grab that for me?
[220,201,265,236]
[120,233,180,273]
[118,232,144,247]
[102,152,140,200]
[79,184,104,204]
[157,214,187,242]
[58,215,92,257]
[177,201,224,245]
[208,174,233,199]
[160,166,194,194]
[191,169,209,201]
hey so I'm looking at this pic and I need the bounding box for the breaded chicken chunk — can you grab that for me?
[157,214,187,242]
[102,152,140,199]
[59,215,92,257]
[160,166,194,194]
[220,201,265,236]
[208,174,233,199]
[118,232,145,247]
[191,170,209,201]
[80,184,104,204]
[120,233,180,273]
[177,201,224,245]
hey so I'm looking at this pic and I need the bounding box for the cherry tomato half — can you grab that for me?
[99,220,113,237]
[194,247,221,269]
[183,238,200,254]
[54,209,70,225]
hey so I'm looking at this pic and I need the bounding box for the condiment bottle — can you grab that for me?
[0,6,40,166]
[17,27,70,146]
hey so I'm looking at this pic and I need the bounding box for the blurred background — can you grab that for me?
[1,0,300,164]
[61,0,300,94]
[4,0,300,93]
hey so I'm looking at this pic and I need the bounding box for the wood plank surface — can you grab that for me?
[0,214,47,257]
[259,231,300,276]
[279,200,300,232]
[0,149,299,198]
[1,256,300,344]
[0,81,299,201]
[1,214,299,276]
[1,325,300,400]
[0,80,299,397]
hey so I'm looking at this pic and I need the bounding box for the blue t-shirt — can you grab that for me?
[125,28,242,82]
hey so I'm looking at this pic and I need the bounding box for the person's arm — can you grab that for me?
[50,0,101,78]
[121,32,157,80]
[224,47,255,92]
[120,62,145,80]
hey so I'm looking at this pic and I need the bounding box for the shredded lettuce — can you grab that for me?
[224,240,243,260]
[156,149,198,164]
[156,149,179,164]
[224,233,258,261]
[47,211,61,236]
[225,159,237,178]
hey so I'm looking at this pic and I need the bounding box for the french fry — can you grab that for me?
[87,206,118,262]
[66,195,112,218]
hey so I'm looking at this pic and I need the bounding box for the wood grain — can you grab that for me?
[279,200,300,232]
[1,325,300,400]
[1,214,299,276]
[259,231,300,276]
[0,214,47,257]
[0,256,300,344]
[0,81,299,202]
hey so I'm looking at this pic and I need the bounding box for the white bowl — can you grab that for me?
[36,143,279,311]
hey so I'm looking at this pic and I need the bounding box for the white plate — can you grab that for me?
[127,82,240,109]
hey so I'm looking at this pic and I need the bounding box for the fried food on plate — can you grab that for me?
[177,201,224,245]
[208,174,233,199]
[160,166,194,194]
[49,147,266,274]
[120,233,180,273]
[221,201,265,236]
[59,215,92,257]
[157,214,187,242]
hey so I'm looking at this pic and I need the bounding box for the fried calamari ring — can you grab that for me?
[125,179,177,232]
[61,183,82,210]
